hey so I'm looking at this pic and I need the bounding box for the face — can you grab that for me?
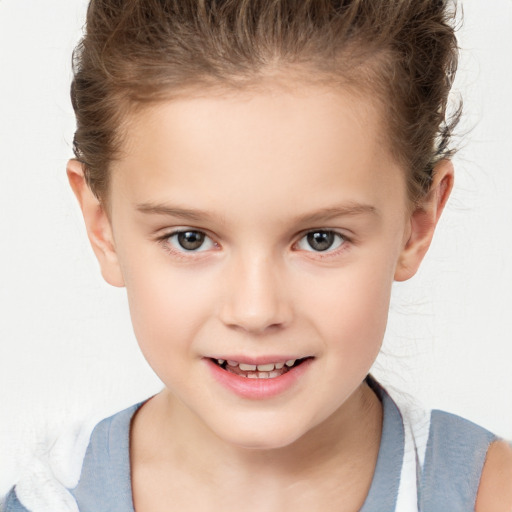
[76,84,437,450]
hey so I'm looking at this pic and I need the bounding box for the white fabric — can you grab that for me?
[2,389,433,512]
[394,394,432,512]
[12,420,96,512]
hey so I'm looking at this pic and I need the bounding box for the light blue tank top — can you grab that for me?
[4,378,499,511]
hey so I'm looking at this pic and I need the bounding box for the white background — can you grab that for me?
[0,0,511,495]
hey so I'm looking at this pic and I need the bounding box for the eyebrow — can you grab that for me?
[136,203,215,222]
[136,201,378,224]
[292,203,379,225]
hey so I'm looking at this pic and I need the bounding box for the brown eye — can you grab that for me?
[307,231,334,251]
[166,230,215,252]
[297,230,345,252]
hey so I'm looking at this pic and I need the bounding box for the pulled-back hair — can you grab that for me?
[71,0,460,202]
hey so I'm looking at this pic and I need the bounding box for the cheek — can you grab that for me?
[121,257,213,362]
[123,275,211,391]
[300,257,396,351]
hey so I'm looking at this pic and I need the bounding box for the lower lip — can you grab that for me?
[205,358,313,400]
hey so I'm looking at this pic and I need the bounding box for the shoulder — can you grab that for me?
[422,410,497,480]
[69,402,142,511]
[475,440,512,512]
[1,416,96,512]
[2,402,143,512]
[2,488,29,512]
[400,403,503,510]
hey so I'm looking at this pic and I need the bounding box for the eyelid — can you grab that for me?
[158,227,219,257]
[155,227,351,259]
[294,229,350,256]
[157,226,214,241]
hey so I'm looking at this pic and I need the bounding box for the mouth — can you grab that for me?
[209,357,312,379]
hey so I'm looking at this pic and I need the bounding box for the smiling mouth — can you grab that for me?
[210,358,311,379]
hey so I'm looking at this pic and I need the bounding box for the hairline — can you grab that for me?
[93,56,406,209]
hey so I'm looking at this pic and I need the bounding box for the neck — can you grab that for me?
[132,381,382,493]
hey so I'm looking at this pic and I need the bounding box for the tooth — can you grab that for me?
[285,359,296,367]
[227,360,238,367]
[258,372,270,379]
[257,363,275,371]
[247,373,258,379]
[275,362,285,369]
[269,371,280,378]
[239,363,257,371]
[217,359,225,365]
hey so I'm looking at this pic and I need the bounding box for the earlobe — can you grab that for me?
[394,160,454,282]
[67,160,125,287]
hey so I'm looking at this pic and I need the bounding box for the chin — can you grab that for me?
[225,433,302,451]
[210,415,312,451]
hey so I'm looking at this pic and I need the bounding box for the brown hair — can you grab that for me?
[71,0,460,203]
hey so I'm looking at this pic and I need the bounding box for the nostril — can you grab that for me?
[224,319,287,335]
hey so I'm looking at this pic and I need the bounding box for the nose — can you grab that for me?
[219,252,292,334]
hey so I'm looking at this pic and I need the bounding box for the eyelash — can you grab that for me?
[158,229,218,260]
[157,228,350,259]
[295,230,347,256]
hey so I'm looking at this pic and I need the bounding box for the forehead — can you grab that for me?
[111,84,407,219]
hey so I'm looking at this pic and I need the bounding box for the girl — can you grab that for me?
[2,1,512,510]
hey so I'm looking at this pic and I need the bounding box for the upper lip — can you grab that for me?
[206,355,312,365]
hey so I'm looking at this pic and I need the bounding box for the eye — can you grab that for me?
[167,230,215,252]
[297,230,345,252]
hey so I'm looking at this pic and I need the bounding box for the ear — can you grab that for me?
[394,160,454,282]
[67,159,125,287]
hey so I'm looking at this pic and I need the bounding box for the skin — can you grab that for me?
[67,83,511,511]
